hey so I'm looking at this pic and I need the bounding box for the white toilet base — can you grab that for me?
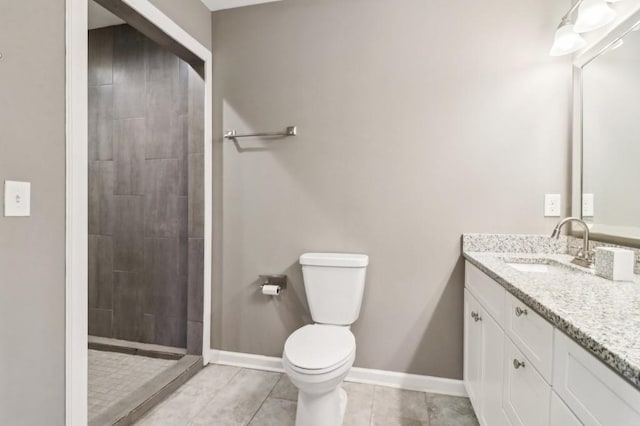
[295,385,348,426]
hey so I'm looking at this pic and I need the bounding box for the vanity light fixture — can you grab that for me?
[550,0,625,56]
[574,0,617,33]
[550,23,587,56]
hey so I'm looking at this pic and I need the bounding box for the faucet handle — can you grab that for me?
[572,247,595,268]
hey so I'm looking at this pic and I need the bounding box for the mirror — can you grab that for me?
[575,12,640,245]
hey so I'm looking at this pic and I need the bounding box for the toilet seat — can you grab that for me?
[284,324,355,375]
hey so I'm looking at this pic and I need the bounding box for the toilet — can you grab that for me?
[283,252,369,426]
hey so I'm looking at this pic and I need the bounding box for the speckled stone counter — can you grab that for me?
[462,234,640,391]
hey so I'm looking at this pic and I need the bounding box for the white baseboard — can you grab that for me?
[210,349,285,373]
[209,349,467,397]
[345,366,467,397]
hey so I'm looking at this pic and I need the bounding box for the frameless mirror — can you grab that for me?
[575,12,640,245]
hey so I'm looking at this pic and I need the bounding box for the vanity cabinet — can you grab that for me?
[464,261,640,426]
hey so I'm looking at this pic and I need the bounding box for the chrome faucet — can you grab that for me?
[551,217,594,268]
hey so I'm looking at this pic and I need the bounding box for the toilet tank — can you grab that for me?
[299,253,369,326]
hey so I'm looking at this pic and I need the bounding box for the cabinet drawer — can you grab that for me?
[504,292,554,382]
[465,261,505,326]
[550,391,582,426]
[503,337,550,426]
[553,330,640,425]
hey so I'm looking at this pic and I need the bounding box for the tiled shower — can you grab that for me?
[88,24,204,352]
[87,22,205,423]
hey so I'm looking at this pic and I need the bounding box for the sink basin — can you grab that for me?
[506,262,564,273]
[501,258,578,274]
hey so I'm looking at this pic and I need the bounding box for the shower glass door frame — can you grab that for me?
[65,1,213,424]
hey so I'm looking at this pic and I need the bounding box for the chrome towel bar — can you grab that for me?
[224,126,297,140]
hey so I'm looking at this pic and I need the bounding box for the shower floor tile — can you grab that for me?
[88,349,178,422]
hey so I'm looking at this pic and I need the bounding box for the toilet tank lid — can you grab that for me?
[300,253,369,267]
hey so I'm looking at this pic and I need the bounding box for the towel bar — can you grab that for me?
[224,126,296,140]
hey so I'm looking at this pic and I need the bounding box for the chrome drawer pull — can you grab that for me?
[515,306,528,317]
[471,311,482,322]
[513,359,526,369]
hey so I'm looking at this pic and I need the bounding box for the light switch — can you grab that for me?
[544,193,561,217]
[4,180,31,217]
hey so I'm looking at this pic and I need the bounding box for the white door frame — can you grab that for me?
[65,1,213,424]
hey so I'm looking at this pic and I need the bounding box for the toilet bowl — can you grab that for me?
[283,253,368,426]
[283,324,356,426]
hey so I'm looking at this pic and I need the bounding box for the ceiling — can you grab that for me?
[88,1,125,30]
[201,0,283,12]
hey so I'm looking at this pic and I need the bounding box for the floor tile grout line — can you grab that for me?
[424,391,432,426]
[245,370,283,426]
[369,385,377,425]
[266,375,280,400]
[184,366,244,423]
[267,374,292,401]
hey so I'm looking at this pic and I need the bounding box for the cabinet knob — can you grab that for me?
[515,306,528,317]
[471,311,482,322]
[513,359,526,369]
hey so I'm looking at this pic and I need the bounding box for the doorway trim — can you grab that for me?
[65,1,213,424]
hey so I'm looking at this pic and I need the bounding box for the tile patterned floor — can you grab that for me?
[88,349,178,422]
[135,365,479,426]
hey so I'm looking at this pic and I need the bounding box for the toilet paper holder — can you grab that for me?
[259,274,287,290]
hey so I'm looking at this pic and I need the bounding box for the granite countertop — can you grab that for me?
[462,234,640,391]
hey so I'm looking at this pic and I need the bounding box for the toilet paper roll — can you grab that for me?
[262,284,281,296]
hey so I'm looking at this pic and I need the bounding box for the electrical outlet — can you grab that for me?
[544,194,561,217]
[582,193,594,217]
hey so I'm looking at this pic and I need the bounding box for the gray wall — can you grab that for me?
[211,0,572,379]
[0,1,209,424]
[88,25,205,350]
[0,1,66,424]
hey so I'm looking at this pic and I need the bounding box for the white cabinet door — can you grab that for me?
[465,289,509,426]
[553,330,640,425]
[550,391,582,426]
[503,337,550,426]
[479,306,509,426]
[464,289,483,413]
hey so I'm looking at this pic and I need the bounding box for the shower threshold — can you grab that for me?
[88,336,202,426]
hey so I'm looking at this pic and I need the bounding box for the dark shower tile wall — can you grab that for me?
[186,63,205,354]
[88,25,204,350]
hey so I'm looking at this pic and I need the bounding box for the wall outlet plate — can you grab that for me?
[544,193,561,217]
[4,180,31,217]
[582,193,594,217]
